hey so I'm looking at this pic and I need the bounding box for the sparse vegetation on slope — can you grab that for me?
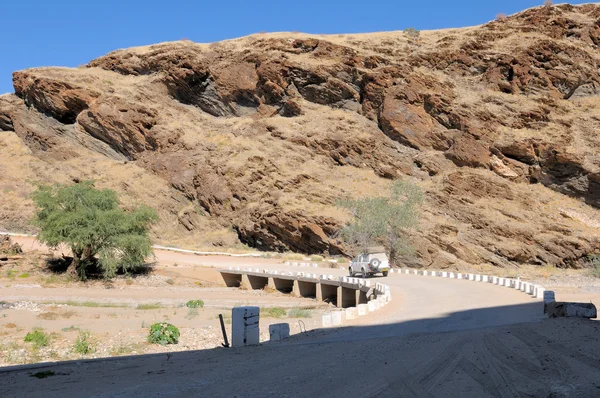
[2,3,600,271]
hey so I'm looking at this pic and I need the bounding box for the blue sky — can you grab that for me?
[0,0,589,94]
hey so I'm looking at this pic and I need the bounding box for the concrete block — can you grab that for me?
[331,311,343,326]
[449,272,455,279]
[285,261,290,265]
[546,302,597,319]
[482,275,489,283]
[232,306,260,347]
[457,273,462,279]
[269,323,290,341]
[520,282,528,292]
[497,277,504,285]
[357,304,368,316]
[527,284,535,295]
[504,279,512,287]
[442,272,448,278]
[431,271,437,277]
[475,274,481,282]
[368,301,376,312]
[536,286,545,299]
[543,290,555,302]
[514,280,521,290]
[345,307,356,320]
[404,269,410,274]
[322,313,332,327]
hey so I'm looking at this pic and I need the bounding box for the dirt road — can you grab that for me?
[1,318,599,397]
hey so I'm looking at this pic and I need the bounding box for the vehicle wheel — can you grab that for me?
[370,259,381,267]
[349,268,354,277]
[382,271,389,277]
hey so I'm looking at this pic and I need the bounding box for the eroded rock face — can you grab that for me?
[4,4,600,268]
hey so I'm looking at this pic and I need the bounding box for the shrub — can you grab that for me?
[74,330,95,354]
[148,322,180,345]
[24,329,50,348]
[287,307,312,318]
[262,307,287,318]
[588,255,600,278]
[185,300,204,309]
[336,181,423,265]
[403,28,420,43]
[310,255,324,262]
[31,181,158,280]
[136,303,162,310]
[166,278,175,285]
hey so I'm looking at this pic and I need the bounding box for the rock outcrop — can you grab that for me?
[2,4,600,269]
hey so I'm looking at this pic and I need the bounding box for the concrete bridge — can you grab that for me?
[219,268,391,323]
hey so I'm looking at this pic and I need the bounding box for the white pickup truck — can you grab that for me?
[348,248,390,277]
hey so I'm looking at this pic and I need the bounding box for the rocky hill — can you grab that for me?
[2,3,600,270]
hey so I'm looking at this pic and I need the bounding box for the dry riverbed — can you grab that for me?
[0,248,331,367]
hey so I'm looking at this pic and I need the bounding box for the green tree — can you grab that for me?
[403,28,421,44]
[31,181,158,280]
[337,181,423,265]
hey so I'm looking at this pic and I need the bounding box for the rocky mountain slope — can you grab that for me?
[2,3,600,269]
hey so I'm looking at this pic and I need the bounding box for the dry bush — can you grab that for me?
[496,13,507,21]
[544,0,553,6]
[37,312,60,320]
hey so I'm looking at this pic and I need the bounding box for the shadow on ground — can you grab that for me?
[1,302,599,397]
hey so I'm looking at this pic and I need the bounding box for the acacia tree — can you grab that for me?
[337,181,423,265]
[31,181,158,280]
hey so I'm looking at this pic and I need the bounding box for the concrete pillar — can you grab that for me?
[232,306,260,347]
[368,301,376,312]
[316,283,323,302]
[337,286,343,308]
[269,323,290,341]
[241,274,251,289]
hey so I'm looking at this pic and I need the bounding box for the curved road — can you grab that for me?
[2,237,599,397]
